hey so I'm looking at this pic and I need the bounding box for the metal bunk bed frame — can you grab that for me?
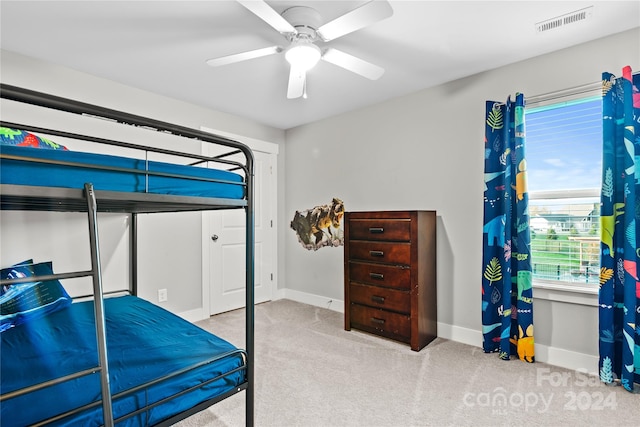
[0,83,255,426]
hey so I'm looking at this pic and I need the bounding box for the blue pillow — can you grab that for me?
[0,127,68,150]
[0,261,72,332]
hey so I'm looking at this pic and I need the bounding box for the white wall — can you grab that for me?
[2,27,639,371]
[283,28,640,370]
[0,49,286,315]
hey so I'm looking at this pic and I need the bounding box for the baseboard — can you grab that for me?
[176,306,207,323]
[275,288,344,313]
[176,288,344,322]
[534,343,599,373]
[436,321,598,372]
[436,321,482,347]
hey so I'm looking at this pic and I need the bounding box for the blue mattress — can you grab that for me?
[0,144,245,199]
[0,295,246,426]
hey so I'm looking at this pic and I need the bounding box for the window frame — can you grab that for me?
[524,83,601,303]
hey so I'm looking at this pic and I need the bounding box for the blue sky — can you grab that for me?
[525,97,602,193]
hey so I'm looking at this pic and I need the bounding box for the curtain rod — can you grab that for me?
[524,81,600,107]
[492,71,639,107]
[490,82,598,107]
[525,70,639,107]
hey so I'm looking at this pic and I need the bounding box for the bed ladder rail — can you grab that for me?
[84,182,115,427]
[0,183,115,426]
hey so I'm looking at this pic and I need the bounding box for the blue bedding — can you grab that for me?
[0,295,246,426]
[0,144,245,199]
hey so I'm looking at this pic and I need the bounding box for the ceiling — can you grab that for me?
[1,1,639,130]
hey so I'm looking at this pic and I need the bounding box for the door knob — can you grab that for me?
[211,234,219,242]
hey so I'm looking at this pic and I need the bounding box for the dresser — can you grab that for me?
[343,210,437,351]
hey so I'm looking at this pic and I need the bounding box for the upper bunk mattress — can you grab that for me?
[0,295,246,426]
[0,144,245,200]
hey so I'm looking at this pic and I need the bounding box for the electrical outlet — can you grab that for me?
[158,289,168,302]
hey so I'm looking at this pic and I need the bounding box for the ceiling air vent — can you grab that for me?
[536,6,593,33]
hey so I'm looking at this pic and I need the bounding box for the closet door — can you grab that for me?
[208,149,275,314]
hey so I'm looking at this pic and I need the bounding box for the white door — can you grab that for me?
[208,150,275,314]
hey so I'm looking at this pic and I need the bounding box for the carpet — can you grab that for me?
[175,299,638,427]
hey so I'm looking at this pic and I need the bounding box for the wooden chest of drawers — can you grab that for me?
[344,211,437,351]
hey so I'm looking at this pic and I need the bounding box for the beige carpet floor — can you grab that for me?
[175,299,639,427]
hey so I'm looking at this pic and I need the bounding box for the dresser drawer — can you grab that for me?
[344,210,437,351]
[348,241,411,265]
[349,219,411,242]
[349,261,410,290]
[349,283,410,313]
[349,304,411,341]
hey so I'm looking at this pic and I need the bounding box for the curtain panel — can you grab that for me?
[482,94,535,362]
[599,66,640,392]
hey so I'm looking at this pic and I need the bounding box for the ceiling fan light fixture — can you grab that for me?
[285,42,321,71]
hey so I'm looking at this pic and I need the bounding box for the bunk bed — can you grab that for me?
[0,84,255,426]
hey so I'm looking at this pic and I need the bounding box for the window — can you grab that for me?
[525,95,601,291]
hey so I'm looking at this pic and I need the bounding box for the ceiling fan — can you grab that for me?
[206,0,393,99]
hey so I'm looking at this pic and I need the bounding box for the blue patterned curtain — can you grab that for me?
[599,66,640,392]
[482,94,534,362]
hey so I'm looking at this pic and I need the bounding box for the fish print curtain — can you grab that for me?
[482,93,534,362]
[599,66,640,392]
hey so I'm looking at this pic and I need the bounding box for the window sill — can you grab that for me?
[532,280,599,306]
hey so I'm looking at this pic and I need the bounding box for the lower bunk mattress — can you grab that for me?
[0,144,245,199]
[0,295,246,426]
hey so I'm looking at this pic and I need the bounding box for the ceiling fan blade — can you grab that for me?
[316,0,393,41]
[322,48,384,80]
[206,46,282,67]
[237,0,297,35]
[287,66,306,99]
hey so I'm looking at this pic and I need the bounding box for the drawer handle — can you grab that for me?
[369,272,384,280]
[369,250,384,257]
[370,317,386,325]
[371,295,385,304]
[369,227,384,234]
